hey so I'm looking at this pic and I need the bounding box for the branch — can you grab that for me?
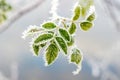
[0,0,46,33]
[50,0,59,19]
[102,0,120,31]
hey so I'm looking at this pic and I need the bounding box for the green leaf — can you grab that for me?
[72,5,81,21]
[67,36,74,46]
[40,43,46,47]
[87,13,95,22]
[2,14,7,20]
[59,28,70,42]
[7,4,12,10]
[32,43,46,56]
[81,7,86,17]
[69,23,76,34]
[32,44,39,56]
[48,31,54,34]
[71,48,82,65]
[80,0,94,17]
[45,43,59,65]
[34,33,53,44]
[55,37,67,55]
[80,21,93,31]
[42,22,56,29]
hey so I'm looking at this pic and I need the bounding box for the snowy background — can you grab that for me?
[0,0,120,80]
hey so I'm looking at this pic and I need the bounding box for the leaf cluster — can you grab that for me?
[23,0,96,75]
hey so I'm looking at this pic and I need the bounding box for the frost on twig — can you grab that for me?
[49,0,59,19]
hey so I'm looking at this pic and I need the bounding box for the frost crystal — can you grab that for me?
[22,25,40,39]
[49,0,59,19]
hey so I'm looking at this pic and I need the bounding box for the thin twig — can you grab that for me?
[0,0,46,33]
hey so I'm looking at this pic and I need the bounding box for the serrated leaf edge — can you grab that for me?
[43,43,59,66]
[68,49,83,75]
[54,37,68,55]
[41,21,57,30]
[33,33,53,45]
[59,28,71,42]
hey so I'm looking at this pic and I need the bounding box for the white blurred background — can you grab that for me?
[0,0,120,80]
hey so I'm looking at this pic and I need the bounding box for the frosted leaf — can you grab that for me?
[69,48,83,75]
[45,43,59,65]
[59,28,71,42]
[34,33,53,45]
[22,25,41,39]
[55,36,68,55]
